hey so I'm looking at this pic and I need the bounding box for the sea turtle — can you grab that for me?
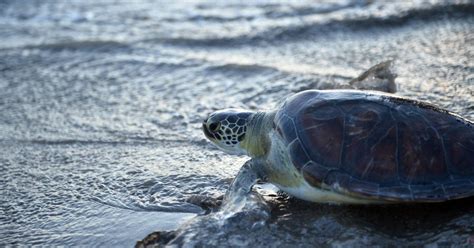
[202,90,474,203]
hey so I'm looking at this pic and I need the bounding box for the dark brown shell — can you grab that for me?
[274,90,474,202]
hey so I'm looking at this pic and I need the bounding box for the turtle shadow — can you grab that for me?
[271,195,474,239]
[339,197,474,237]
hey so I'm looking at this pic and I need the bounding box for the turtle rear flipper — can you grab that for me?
[349,60,397,93]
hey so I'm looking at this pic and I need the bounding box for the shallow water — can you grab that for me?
[1,0,473,246]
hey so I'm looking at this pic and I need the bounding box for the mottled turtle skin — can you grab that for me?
[274,90,474,202]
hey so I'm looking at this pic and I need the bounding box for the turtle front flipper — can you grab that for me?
[348,60,397,93]
[186,160,265,213]
[219,159,270,220]
[224,159,263,202]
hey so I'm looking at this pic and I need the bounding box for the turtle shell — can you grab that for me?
[274,90,474,202]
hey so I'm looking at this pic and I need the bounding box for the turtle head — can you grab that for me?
[202,109,254,156]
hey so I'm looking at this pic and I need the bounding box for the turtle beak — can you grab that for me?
[202,119,215,140]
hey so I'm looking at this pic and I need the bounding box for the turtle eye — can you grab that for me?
[208,122,220,132]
